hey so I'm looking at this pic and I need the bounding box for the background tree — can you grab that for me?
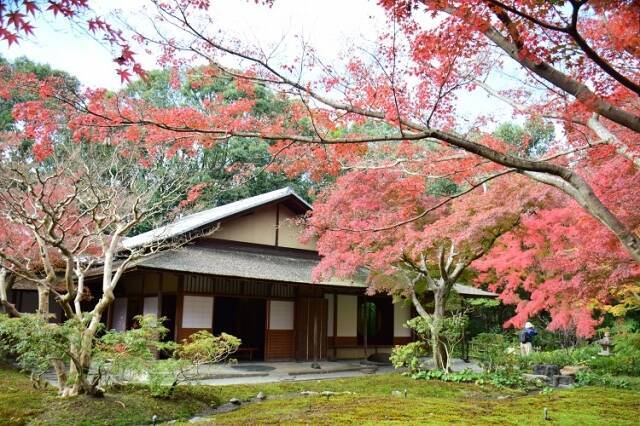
[305,165,543,368]
[0,55,79,131]
[493,117,555,158]
[0,142,201,396]
[123,67,314,221]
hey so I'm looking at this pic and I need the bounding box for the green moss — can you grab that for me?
[207,386,640,425]
[0,364,53,426]
[1,363,639,425]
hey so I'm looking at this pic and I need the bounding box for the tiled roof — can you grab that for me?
[134,245,363,287]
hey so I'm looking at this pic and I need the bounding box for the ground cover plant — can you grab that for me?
[2,362,640,426]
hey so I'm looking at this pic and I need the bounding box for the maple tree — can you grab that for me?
[304,163,545,367]
[3,0,640,336]
[0,141,202,396]
[42,0,635,258]
[474,150,640,337]
[0,63,210,395]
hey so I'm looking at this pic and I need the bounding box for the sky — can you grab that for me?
[0,0,514,126]
[1,0,387,88]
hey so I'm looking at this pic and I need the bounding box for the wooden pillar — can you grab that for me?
[175,275,184,342]
[333,292,338,359]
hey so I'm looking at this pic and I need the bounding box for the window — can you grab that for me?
[357,296,393,345]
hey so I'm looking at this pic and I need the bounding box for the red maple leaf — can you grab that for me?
[23,0,40,16]
[87,18,104,33]
[6,10,27,29]
[132,63,147,80]
[47,1,64,17]
[21,21,36,36]
[116,68,132,83]
[119,45,135,63]
[2,30,19,46]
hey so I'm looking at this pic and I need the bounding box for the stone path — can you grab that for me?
[193,361,395,386]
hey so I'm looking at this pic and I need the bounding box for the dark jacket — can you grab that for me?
[519,328,537,344]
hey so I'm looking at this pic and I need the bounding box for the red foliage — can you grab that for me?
[0,0,144,81]
[475,152,640,336]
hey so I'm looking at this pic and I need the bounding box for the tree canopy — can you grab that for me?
[2,0,640,336]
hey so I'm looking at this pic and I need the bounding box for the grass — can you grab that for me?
[2,363,640,425]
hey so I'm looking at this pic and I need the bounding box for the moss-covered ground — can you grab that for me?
[1,363,639,425]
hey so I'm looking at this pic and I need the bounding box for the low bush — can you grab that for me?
[517,345,599,370]
[410,368,531,390]
[575,370,632,389]
[469,332,517,373]
[410,368,480,383]
[587,354,640,376]
[390,341,428,373]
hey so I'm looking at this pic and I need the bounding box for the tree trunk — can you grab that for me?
[431,288,448,371]
[0,270,21,317]
[51,358,68,393]
[37,285,50,317]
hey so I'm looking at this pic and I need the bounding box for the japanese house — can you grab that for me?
[5,187,496,361]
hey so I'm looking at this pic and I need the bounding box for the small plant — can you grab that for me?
[399,313,469,372]
[176,330,241,373]
[411,368,482,383]
[540,386,554,399]
[470,332,516,373]
[150,330,242,398]
[0,313,76,387]
[575,370,631,389]
[95,315,175,387]
[390,341,428,373]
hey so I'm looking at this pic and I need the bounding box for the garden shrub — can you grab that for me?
[95,315,176,386]
[398,314,469,372]
[411,368,480,383]
[470,332,517,373]
[587,354,640,376]
[517,345,599,370]
[390,341,428,373]
[0,313,74,385]
[148,330,242,398]
[1,313,245,398]
[533,326,581,350]
[176,330,241,369]
[575,370,631,389]
[411,367,531,390]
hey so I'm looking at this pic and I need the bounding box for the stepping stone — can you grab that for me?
[552,375,575,387]
[522,373,550,383]
[560,365,586,377]
[532,364,560,378]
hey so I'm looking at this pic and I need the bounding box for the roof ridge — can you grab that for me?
[123,186,309,249]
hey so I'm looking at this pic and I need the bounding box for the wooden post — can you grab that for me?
[333,293,338,360]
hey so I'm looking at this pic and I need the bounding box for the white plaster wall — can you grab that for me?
[182,295,214,329]
[143,296,159,318]
[337,295,358,337]
[214,205,277,245]
[277,205,317,251]
[394,303,412,337]
[269,300,294,330]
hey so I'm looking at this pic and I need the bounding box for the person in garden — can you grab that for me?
[520,322,537,356]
